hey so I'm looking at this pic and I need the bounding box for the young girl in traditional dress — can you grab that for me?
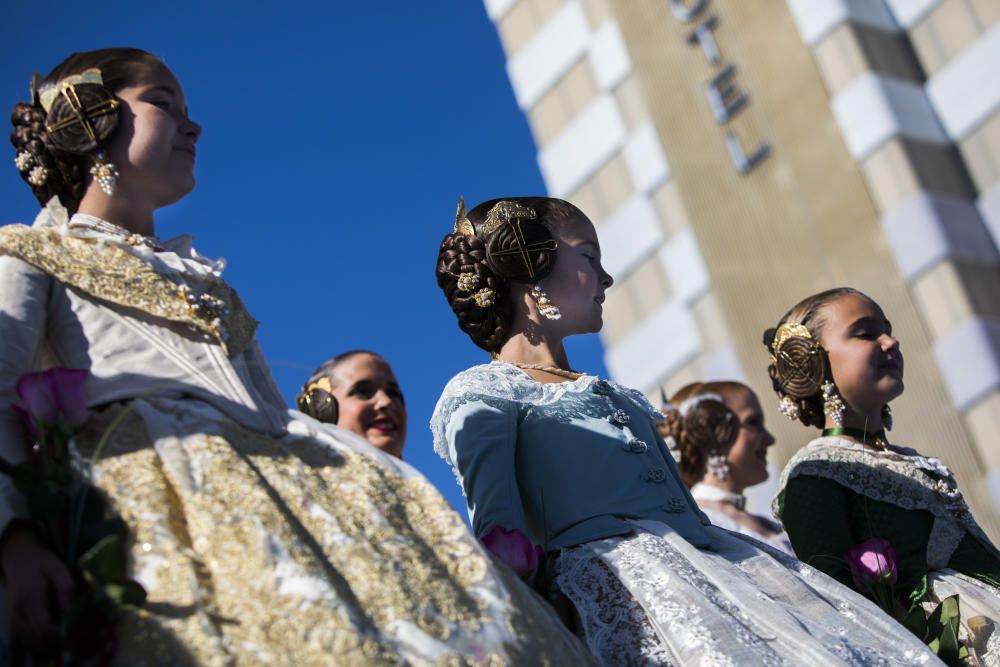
[0,48,591,665]
[664,382,793,554]
[432,197,938,666]
[767,287,1000,663]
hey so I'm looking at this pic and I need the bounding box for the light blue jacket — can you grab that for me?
[431,363,711,551]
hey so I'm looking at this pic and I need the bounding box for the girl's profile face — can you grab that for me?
[539,214,613,334]
[104,63,201,208]
[721,386,774,490]
[818,293,904,418]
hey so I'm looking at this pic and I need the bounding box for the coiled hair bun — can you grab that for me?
[660,382,742,487]
[764,287,864,428]
[435,196,581,353]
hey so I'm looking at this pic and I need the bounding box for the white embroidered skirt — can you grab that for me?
[554,522,940,666]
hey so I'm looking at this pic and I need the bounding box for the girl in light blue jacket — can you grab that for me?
[432,196,939,666]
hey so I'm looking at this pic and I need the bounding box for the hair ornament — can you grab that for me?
[778,395,801,421]
[40,67,121,155]
[29,72,42,106]
[15,151,34,172]
[454,196,474,237]
[305,376,334,395]
[771,322,812,356]
[457,272,479,293]
[678,392,725,417]
[27,165,49,186]
[39,68,105,112]
[473,288,495,308]
[482,200,536,236]
[771,321,825,400]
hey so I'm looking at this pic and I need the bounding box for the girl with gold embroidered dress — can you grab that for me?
[0,48,592,665]
[432,197,940,666]
[767,287,1000,663]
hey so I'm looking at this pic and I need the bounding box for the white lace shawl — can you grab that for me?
[774,436,1000,569]
[429,362,664,474]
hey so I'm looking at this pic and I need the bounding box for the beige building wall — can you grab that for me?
[484,0,1000,537]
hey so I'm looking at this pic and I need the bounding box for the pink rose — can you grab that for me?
[481,525,543,577]
[844,537,898,588]
[13,368,90,437]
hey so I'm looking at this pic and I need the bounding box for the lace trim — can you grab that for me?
[774,437,1000,569]
[0,223,257,356]
[429,362,663,467]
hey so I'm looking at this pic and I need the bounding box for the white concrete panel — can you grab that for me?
[588,21,631,92]
[484,0,517,21]
[934,316,1000,410]
[978,181,1000,253]
[832,72,949,160]
[745,471,779,516]
[701,343,748,383]
[927,23,1000,140]
[538,94,627,197]
[507,1,590,110]
[658,227,710,305]
[623,122,671,194]
[988,470,1000,516]
[882,192,1000,280]
[597,195,664,281]
[606,300,701,392]
[786,0,899,46]
[884,0,940,28]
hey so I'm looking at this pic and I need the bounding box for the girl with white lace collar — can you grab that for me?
[433,197,939,666]
[0,49,592,665]
[767,287,1000,662]
[663,381,793,554]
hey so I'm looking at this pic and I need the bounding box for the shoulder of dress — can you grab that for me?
[611,382,665,421]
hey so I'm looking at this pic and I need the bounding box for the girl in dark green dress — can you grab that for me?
[766,287,1000,663]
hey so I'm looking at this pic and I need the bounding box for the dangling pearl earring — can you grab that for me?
[90,150,119,196]
[531,283,561,320]
[707,452,730,482]
[821,381,845,426]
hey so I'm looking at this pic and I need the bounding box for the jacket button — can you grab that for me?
[663,498,687,513]
[591,380,613,395]
[608,409,630,426]
[643,467,666,483]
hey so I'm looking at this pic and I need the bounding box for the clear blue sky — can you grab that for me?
[0,1,608,516]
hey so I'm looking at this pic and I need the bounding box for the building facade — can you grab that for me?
[485,0,1000,534]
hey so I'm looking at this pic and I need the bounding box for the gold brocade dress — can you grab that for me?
[0,202,593,666]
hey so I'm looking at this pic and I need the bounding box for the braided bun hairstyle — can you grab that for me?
[762,287,863,428]
[296,350,388,424]
[659,382,741,487]
[436,197,580,353]
[10,48,163,213]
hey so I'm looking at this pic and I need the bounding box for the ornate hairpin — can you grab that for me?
[481,200,536,235]
[39,68,105,112]
[678,392,725,417]
[454,196,474,237]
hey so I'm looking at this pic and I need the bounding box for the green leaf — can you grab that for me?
[902,604,928,639]
[909,574,929,603]
[937,620,962,666]
[79,534,127,583]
